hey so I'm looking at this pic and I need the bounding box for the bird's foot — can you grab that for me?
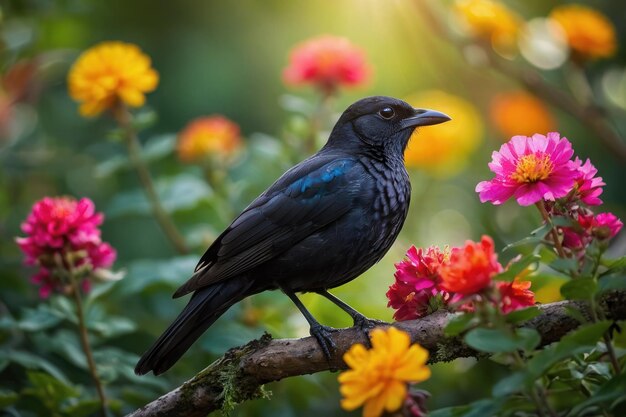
[353,314,386,332]
[310,323,338,363]
[353,315,387,347]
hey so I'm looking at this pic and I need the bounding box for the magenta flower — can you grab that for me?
[571,157,605,206]
[476,133,577,206]
[16,197,116,298]
[387,246,458,321]
[592,212,623,240]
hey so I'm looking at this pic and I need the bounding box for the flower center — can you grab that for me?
[51,199,76,220]
[510,154,553,183]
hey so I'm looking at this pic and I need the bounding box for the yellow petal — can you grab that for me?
[363,392,387,417]
[383,381,407,412]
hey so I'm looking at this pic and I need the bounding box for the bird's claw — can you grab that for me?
[310,324,338,363]
[353,314,386,331]
[353,315,387,347]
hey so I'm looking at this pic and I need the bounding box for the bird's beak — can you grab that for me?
[400,108,451,129]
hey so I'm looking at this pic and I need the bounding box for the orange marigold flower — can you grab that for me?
[439,235,502,294]
[404,90,483,177]
[68,41,159,117]
[490,91,556,139]
[283,35,371,96]
[455,0,522,52]
[550,4,616,60]
[176,115,242,163]
[339,327,430,417]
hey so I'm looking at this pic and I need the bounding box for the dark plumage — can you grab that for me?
[135,96,450,375]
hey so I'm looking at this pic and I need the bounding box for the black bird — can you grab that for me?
[135,96,450,375]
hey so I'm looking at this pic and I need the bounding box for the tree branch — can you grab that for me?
[127,291,626,417]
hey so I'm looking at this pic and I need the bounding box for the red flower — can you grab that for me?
[439,236,502,295]
[386,280,431,321]
[387,246,460,321]
[16,197,116,298]
[282,35,371,95]
[497,278,535,314]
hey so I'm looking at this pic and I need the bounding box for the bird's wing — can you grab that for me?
[172,155,360,298]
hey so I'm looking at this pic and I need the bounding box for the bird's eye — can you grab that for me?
[378,107,395,119]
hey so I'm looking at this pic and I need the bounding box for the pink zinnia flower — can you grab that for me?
[571,157,605,205]
[497,278,535,314]
[282,35,371,95]
[476,133,577,206]
[16,196,116,298]
[439,236,503,295]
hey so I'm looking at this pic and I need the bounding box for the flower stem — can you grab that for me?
[306,93,333,154]
[535,201,566,259]
[68,273,108,417]
[604,333,622,375]
[512,351,557,417]
[112,104,189,254]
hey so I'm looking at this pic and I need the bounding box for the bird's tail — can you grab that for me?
[135,277,253,375]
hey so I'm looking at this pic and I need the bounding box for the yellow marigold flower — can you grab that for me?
[177,115,242,163]
[455,0,522,52]
[68,41,159,117]
[404,90,483,177]
[490,91,556,139]
[550,4,616,60]
[339,327,430,417]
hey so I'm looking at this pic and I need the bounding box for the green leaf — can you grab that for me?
[0,389,18,408]
[564,306,588,324]
[560,278,597,300]
[503,235,544,252]
[444,313,476,337]
[107,173,212,217]
[46,330,87,370]
[492,371,527,396]
[600,255,626,272]
[430,398,505,417]
[516,328,541,351]
[84,281,118,305]
[5,350,69,383]
[527,321,611,377]
[18,305,63,331]
[89,315,137,338]
[22,371,79,409]
[279,94,314,115]
[48,295,77,323]
[132,108,158,131]
[62,399,102,417]
[504,307,541,324]
[551,216,575,227]
[119,255,198,295]
[549,257,580,274]
[493,254,540,282]
[464,328,516,353]
[568,372,626,415]
[598,275,626,293]
[465,327,541,354]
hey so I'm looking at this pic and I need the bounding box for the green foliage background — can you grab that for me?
[0,0,625,416]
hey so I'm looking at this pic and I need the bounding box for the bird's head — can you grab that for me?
[327,96,451,159]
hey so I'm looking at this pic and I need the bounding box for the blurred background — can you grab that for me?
[1,0,625,415]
